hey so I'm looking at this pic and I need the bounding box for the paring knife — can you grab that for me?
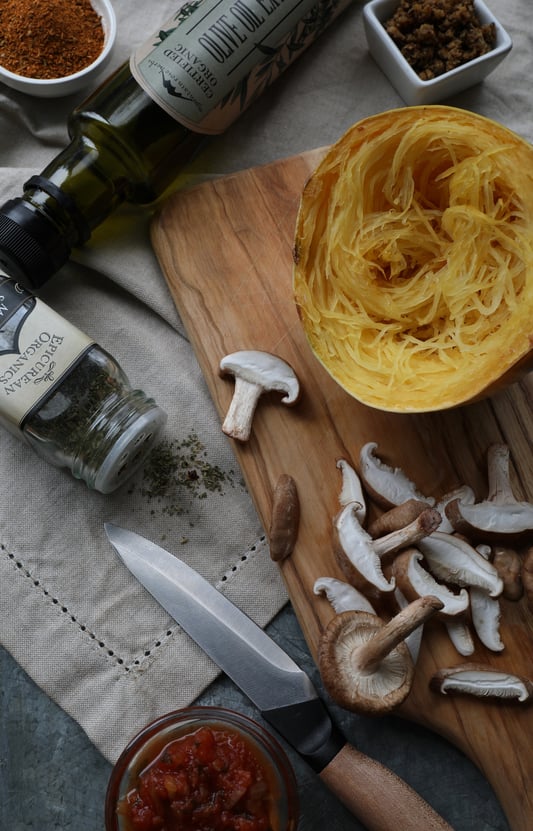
[104,523,452,831]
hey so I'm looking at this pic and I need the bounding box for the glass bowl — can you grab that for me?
[0,0,117,98]
[105,706,299,831]
[363,0,512,105]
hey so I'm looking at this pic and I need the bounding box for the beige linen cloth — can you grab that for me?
[0,0,530,765]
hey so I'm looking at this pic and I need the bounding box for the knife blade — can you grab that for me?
[105,523,452,831]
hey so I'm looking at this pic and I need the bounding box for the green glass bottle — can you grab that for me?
[0,0,353,289]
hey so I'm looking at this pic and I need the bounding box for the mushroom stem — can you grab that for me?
[355,596,443,674]
[222,376,264,440]
[394,588,424,663]
[372,508,441,558]
[367,499,430,538]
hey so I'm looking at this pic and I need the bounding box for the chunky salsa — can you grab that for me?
[117,723,276,831]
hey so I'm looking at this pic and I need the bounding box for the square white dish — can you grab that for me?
[363,0,512,105]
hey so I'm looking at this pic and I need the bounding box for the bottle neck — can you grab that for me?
[29,140,125,238]
[0,62,204,289]
[0,131,127,288]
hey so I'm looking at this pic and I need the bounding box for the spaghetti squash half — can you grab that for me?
[293,106,533,412]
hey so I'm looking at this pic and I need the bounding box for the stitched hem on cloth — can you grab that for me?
[1,534,269,673]
[0,533,288,761]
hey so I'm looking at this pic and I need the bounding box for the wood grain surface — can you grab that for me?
[151,148,533,831]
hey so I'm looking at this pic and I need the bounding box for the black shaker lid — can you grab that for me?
[0,197,71,289]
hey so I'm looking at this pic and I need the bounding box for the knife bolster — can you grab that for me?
[262,699,345,771]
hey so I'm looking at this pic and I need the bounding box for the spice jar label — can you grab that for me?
[0,278,93,433]
[130,0,352,135]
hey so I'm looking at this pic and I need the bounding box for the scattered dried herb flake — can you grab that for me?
[138,432,239,516]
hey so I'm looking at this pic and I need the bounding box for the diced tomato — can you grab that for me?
[117,725,274,831]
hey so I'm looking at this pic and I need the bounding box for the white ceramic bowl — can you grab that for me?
[363,0,512,105]
[0,0,117,98]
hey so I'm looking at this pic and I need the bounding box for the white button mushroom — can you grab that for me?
[219,350,300,441]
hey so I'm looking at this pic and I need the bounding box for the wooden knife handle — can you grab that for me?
[319,742,453,831]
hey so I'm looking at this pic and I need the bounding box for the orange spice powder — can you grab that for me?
[0,0,105,79]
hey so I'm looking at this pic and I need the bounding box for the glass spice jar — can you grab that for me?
[0,274,167,493]
[105,706,300,831]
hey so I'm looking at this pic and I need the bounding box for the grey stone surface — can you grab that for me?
[0,603,509,830]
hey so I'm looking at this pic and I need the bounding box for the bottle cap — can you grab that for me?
[0,197,71,288]
[93,405,167,494]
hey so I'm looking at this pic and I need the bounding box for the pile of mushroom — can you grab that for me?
[313,442,533,714]
[217,348,533,707]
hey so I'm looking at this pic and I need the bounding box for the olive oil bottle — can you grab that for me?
[0,0,353,288]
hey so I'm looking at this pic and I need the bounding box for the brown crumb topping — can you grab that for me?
[384,0,497,80]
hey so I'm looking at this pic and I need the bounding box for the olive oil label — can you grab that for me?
[131,0,352,134]
[0,279,93,430]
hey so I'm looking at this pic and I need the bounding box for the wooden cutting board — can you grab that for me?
[151,148,533,831]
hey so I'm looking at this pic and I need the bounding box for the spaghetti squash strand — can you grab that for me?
[294,108,533,409]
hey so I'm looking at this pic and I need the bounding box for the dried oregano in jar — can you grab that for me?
[0,275,166,492]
